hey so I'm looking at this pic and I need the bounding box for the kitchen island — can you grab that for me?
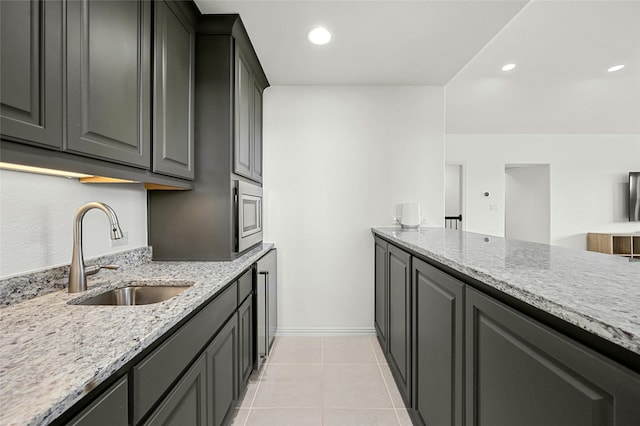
[0,243,273,426]
[372,227,640,426]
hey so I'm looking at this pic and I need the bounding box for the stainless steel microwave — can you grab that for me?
[236,180,263,252]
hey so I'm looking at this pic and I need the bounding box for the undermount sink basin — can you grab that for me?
[72,282,193,306]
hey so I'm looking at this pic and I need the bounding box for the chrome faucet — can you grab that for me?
[68,202,124,293]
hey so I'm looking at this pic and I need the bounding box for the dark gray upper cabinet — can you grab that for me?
[374,236,388,351]
[412,258,464,426]
[234,48,253,180]
[233,45,264,184]
[66,0,151,168]
[466,287,640,426]
[387,243,412,405]
[144,355,207,426]
[68,376,128,426]
[252,82,263,182]
[153,0,195,180]
[0,0,63,149]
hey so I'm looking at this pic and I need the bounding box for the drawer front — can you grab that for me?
[237,268,253,303]
[132,282,238,424]
[68,376,128,426]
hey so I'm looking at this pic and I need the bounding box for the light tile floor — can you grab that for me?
[230,336,413,426]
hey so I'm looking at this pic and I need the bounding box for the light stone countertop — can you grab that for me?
[373,227,640,357]
[0,243,274,426]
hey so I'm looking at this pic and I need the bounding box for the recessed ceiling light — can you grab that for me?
[308,27,331,45]
[607,64,625,72]
[501,63,516,71]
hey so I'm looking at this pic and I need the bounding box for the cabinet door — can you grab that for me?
[0,0,63,148]
[239,295,254,387]
[144,355,207,426]
[413,258,464,426]
[66,0,150,168]
[206,315,239,426]
[387,243,411,405]
[374,237,388,351]
[252,83,263,183]
[68,377,128,426]
[466,287,640,426]
[234,47,253,180]
[153,0,195,179]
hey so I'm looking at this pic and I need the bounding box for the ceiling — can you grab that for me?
[446,0,640,134]
[194,0,528,85]
[194,0,640,135]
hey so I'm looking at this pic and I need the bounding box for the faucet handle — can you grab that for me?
[85,264,120,276]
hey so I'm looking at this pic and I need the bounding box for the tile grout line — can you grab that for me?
[368,337,403,426]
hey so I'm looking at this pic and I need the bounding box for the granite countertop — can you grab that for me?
[373,227,640,357]
[0,243,274,426]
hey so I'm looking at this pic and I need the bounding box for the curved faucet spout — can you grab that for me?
[68,202,124,293]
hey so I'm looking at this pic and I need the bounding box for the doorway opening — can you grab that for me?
[504,164,550,244]
[445,163,464,230]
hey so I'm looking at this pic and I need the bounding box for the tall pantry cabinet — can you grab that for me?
[148,14,269,260]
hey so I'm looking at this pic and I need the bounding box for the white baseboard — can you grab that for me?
[275,326,376,336]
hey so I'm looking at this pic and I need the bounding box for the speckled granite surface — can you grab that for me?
[0,247,152,307]
[0,243,274,426]
[373,227,640,356]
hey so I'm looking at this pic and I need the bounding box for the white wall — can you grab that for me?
[505,165,550,244]
[446,134,640,249]
[263,86,445,334]
[0,170,148,278]
[445,164,461,217]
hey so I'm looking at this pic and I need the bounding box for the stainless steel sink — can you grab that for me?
[72,283,193,306]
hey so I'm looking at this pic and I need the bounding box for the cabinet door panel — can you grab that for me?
[239,296,254,386]
[206,315,239,426]
[68,377,128,426]
[387,243,411,404]
[374,237,388,351]
[0,0,62,148]
[413,258,464,426]
[153,0,194,179]
[144,355,207,426]
[252,84,263,183]
[234,48,253,179]
[66,0,150,167]
[466,287,640,426]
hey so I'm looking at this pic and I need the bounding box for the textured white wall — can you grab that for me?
[446,134,640,249]
[505,165,550,244]
[263,86,445,333]
[0,170,148,278]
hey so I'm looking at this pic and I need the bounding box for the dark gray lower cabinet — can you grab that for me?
[239,295,254,387]
[206,315,239,426]
[144,356,206,426]
[387,243,411,405]
[374,236,388,351]
[466,287,640,426]
[413,258,464,426]
[374,237,640,426]
[68,376,128,426]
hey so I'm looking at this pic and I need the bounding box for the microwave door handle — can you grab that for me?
[258,198,262,230]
